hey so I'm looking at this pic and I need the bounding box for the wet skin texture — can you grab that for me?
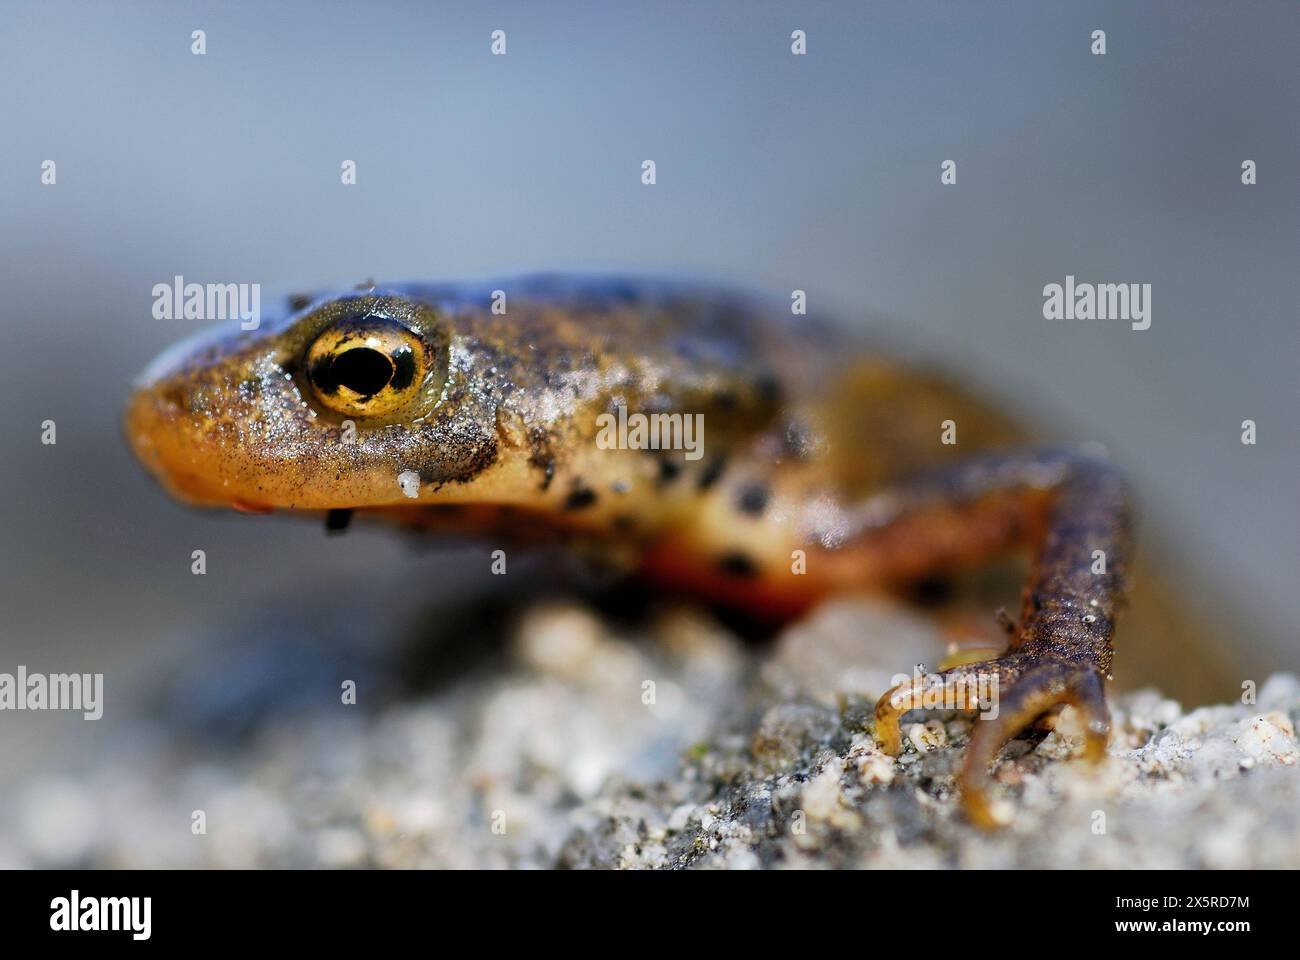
[127,275,1133,828]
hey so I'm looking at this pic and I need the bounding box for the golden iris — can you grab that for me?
[305,316,429,418]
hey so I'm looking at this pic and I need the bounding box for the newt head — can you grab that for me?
[125,290,521,512]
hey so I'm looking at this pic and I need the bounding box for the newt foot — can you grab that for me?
[875,651,1110,828]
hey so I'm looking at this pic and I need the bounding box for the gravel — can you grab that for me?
[2,596,1295,869]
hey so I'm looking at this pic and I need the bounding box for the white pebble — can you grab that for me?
[514,604,604,679]
[397,470,420,498]
[1235,712,1298,766]
[907,719,948,752]
[854,749,896,785]
[667,803,697,832]
[801,760,846,822]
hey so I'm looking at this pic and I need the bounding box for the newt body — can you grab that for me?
[127,276,1138,826]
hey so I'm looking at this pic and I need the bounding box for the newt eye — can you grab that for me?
[305,315,430,418]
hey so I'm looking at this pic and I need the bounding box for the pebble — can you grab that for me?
[397,470,420,498]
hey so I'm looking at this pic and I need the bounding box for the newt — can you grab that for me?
[126,275,1142,827]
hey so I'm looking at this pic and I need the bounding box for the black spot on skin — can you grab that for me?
[419,431,500,486]
[736,482,769,517]
[909,576,954,608]
[533,459,555,490]
[717,552,759,579]
[289,292,313,311]
[657,458,682,487]
[564,486,598,511]
[755,372,781,407]
[698,456,728,490]
[325,508,353,534]
[612,514,637,532]
[527,428,556,490]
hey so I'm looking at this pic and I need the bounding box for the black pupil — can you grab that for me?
[329,347,393,397]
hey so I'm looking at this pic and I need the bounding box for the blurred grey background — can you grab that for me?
[0,1,1296,773]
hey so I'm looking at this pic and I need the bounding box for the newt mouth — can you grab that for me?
[231,499,274,514]
[123,385,230,508]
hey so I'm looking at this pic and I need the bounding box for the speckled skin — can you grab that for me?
[126,275,1134,827]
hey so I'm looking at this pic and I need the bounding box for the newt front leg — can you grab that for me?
[866,447,1131,827]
